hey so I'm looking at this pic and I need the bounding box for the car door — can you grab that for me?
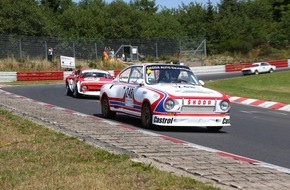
[116,67,132,106]
[260,62,269,73]
[124,66,143,108]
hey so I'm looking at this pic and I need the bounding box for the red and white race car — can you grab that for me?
[100,63,231,131]
[65,69,114,98]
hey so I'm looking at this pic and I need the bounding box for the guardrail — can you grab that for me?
[0,72,17,82]
[190,65,225,75]
[0,59,289,82]
[17,71,64,81]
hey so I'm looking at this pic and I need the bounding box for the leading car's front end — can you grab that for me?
[145,64,231,130]
[149,85,231,127]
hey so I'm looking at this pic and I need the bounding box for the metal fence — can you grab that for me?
[0,34,206,66]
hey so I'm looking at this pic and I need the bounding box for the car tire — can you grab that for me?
[141,103,153,129]
[101,96,116,119]
[66,84,73,96]
[73,85,80,98]
[207,126,222,132]
[254,70,259,75]
[269,69,274,73]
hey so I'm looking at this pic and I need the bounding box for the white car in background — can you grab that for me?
[241,62,276,75]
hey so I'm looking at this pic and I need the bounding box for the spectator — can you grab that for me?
[48,47,53,62]
[103,48,109,61]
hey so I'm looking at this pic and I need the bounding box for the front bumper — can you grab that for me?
[152,114,231,127]
[79,91,101,96]
[242,70,254,74]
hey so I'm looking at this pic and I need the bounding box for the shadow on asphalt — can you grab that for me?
[93,114,226,134]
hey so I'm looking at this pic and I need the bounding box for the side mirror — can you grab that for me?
[199,80,205,86]
[135,79,144,86]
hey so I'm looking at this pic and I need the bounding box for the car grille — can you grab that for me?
[181,106,215,113]
[88,85,102,91]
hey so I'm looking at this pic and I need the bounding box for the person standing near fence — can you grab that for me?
[48,47,53,62]
[103,48,109,61]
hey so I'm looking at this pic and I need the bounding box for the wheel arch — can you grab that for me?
[100,92,109,104]
[141,99,152,112]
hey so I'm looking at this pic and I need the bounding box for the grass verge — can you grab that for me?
[205,70,290,104]
[0,109,219,190]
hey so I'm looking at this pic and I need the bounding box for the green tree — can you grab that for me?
[139,10,184,38]
[129,0,158,14]
[271,3,290,48]
[272,0,290,21]
[58,0,106,39]
[102,0,142,39]
[0,0,48,36]
[176,2,207,39]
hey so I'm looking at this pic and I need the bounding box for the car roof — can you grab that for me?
[253,62,269,64]
[81,69,109,73]
[128,62,190,68]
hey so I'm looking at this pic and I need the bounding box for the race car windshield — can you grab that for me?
[145,65,200,85]
[82,72,109,78]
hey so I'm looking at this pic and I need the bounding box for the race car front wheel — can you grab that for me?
[73,85,80,98]
[141,103,153,129]
[66,84,73,96]
[101,96,116,119]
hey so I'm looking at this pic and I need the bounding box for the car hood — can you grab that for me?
[80,77,113,82]
[149,84,225,98]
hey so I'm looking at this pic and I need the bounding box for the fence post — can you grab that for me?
[19,38,22,60]
[179,40,182,64]
[95,43,98,59]
[204,39,207,57]
[45,41,48,60]
[155,42,158,59]
[73,42,75,58]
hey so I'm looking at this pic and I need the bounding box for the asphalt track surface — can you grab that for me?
[2,70,290,168]
[2,71,290,170]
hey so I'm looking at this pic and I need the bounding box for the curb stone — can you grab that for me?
[1,89,290,190]
[229,96,290,112]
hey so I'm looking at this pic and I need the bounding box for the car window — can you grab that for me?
[145,65,200,85]
[82,72,107,78]
[119,67,131,83]
[128,66,143,83]
[251,64,259,67]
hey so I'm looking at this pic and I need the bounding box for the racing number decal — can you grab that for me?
[125,87,134,107]
[125,87,134,99]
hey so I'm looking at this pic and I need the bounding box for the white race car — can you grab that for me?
[241,62,276,75]
[100,63,231,132]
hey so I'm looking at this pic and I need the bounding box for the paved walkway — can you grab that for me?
[1,88,290,190]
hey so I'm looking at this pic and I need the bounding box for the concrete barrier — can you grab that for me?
[16,71,64,81]
[190,65,225,75]
[0,72,17,82]
[0,60,289,82]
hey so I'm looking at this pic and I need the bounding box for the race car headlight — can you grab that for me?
[81,85,88,91]
[165,99,175,110]
[220,100,230,111]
